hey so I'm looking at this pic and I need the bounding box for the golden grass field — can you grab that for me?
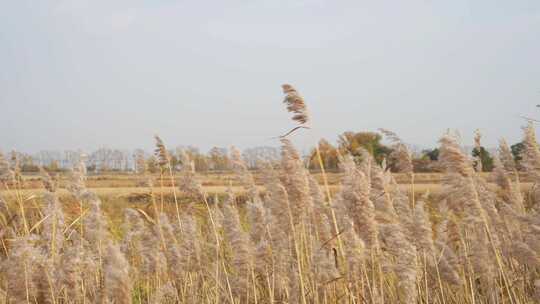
[1,171,533,201]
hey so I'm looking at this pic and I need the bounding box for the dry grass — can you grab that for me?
[0,87,539,303]
[0,131,539,303]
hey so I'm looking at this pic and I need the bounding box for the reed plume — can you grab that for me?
[67,154,88,199]
[41,192,66,255]
[0,236,42,303]
[39,167,56,193]
[338,154,379,250]
[261,163,294,297]
[439,133,474,177]
[280,138,312,224]
[230,146,260,202]
[282,84,309,125]
[412,195,435,256]
[493,157,525,212]
[103,243,132,304]
[222,191,253,301]
[307,175,333,245]
[520,122,540,179]
[380,223,418,303]
[369,160,397,219]
[280,84,310,137]
[154,135,170,168]
[178,149,205,200]
[379,128,413,173]
[498,139,517,173]
[177,213,202,272]
[120,208,146,257]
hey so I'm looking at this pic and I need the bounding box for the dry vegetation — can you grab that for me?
[0,85,539,303]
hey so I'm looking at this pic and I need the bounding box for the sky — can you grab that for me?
[1,0,539,154]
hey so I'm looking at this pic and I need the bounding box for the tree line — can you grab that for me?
[308,131,524,173]
[4,131,525,174]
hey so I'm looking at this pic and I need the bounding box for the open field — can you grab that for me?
[10,172,497,189]
[1,180,535,200]
[2,171,534,206]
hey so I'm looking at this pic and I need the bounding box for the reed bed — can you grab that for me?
[0,87,539,303]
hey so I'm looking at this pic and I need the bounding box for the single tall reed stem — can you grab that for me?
[166,164,182,229]
[284,195,307,304]
[315,146,344,258]
[201,194,224,304]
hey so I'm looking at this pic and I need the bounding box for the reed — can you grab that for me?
[0,86,539,303]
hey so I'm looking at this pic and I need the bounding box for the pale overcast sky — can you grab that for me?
[1,0,539,153]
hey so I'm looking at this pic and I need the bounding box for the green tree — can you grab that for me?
[472,147,494,172]
[422,148,439,161]
[511,142,524,163]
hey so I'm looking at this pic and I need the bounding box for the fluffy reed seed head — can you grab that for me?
[439,133,474,177]
[311,241,340,283]
[176,149,205,200]
[39,166,56,193]
[151,282,177,304]
[282,84,310,125]
[222,192,252,298]
[498,139,516,173]
[103,243,132,304]
[520,122,540,177]
[154,135,170,168]
[474,129,482,149]
[434,241,461,285]
[379,128,413,173]
[120,208,146,256]
[280,138,313,223]
[308,175,333,244]
[380,223,418,303]
[42,192,66,254]
[1,236,44,302]
[511,241,540,268]
[412,195,435,255]
[338,154,379,250]
[82,192,110,246]
[67,154,88,199]
[230,146,259,202]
